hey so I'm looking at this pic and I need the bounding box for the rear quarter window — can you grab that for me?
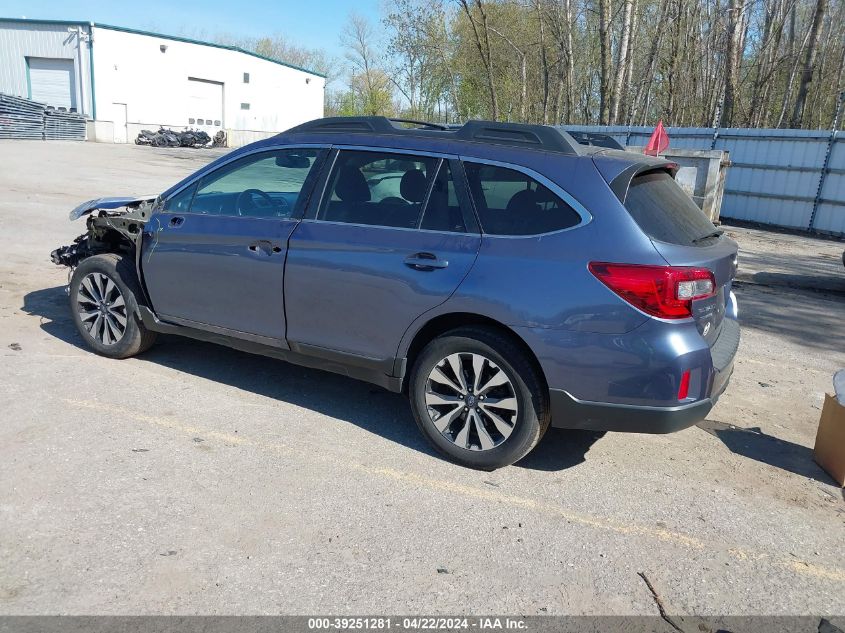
[624,170,718,246]
[463,163,582,236]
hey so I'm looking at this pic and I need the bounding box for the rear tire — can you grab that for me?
[69,254,157,359]
[409,326,550,470]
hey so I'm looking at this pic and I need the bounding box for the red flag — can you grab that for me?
[644,120,669,156]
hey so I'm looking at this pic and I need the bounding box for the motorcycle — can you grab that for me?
[177,130,197,147]
[193,129,212,147]
[135,127,216,148]
[134,129,157,145]
[154,128,181,147]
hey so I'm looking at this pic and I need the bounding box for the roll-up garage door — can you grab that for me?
[28,57,76,110]
[187,78,224,134]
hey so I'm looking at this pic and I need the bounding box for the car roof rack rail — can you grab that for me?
[285,116,396,134]
[453,120,579,154]
[565,130,624,150]
[388,118,448,130]
[285,116,582,155]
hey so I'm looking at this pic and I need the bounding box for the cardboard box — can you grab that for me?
[814,394,845,487]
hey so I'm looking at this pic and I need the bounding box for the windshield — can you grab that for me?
[624,170,719,246]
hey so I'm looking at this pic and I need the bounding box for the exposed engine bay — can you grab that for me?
[50,196,157,268]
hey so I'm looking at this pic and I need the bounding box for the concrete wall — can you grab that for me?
[85,119,112,143]
[90,26,325,142]
[0,20,93,116]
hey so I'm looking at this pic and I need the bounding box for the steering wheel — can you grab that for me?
[236,188,287,217]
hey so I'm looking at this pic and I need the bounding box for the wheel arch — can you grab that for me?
[400,312,548,394]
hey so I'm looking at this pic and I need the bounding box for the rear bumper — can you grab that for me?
[549,354,735,433]
[549,389,714,433]
[539,307,739,433]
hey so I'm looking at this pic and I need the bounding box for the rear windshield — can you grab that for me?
[624,171,718,246]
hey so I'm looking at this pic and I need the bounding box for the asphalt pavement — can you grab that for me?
[1,140,844,616]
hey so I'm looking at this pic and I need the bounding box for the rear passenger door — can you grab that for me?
[285,149,481,364]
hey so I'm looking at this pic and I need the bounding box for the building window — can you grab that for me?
[243,72,250,84]
[188,118,195,124]
[240,103,250,111]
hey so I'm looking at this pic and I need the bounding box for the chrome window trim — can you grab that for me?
[331,145,459,161]
[305,145,592,238]
[162,144,331,202]
[459,155,593,237]
[297,217,480,237]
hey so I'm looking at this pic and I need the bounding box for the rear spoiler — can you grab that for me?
[590,152,678,202]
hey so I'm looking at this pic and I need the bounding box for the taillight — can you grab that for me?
[677,370,691,400]
[588,262,716,319]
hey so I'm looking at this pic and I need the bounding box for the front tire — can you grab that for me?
[69,254,157,359]
[409,327,550,470]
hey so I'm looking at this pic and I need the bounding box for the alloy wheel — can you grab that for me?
[76,272,128,346]
[424,352,518,451]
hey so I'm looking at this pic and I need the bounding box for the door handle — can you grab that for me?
[248,240,278,255]
[404,252,448,271]
[169,216,185,228]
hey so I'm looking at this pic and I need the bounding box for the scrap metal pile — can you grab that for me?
[44,108,87,140]
[135,128,226,148]
[0,93,87,140]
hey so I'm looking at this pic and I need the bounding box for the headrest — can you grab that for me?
[336,167,371,203]
[506,188,541,213]
[400,169,427,203]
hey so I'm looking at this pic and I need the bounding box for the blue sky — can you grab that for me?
[2,0,384,62]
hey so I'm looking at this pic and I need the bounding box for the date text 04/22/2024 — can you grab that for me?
[307,618,528,630]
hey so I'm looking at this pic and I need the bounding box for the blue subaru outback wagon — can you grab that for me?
[52,117,739,469]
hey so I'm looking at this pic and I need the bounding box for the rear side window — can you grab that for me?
[318,150,438,229]
[463,163,582,235]
[624,171,717,246]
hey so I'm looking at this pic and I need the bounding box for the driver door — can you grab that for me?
[141,147,326,345]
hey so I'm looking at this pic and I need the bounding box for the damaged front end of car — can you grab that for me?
[50,196,157,268]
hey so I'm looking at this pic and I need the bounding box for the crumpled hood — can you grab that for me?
[69,196,157,220]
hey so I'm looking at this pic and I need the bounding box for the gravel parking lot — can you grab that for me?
[1,140,844,616]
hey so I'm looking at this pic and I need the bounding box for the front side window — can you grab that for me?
[163,182,197,213]
[183,148,321,218]
[318,150,438,228]
[463,163,582,235]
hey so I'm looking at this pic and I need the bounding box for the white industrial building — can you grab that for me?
[0,18,326,145]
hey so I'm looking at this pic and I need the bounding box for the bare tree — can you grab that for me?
[790,0,828,127]
[721,0,746,126]
[314,0,845,130]
[619,0,638,124]
[459,0,499,120]
[384,0,448,118]
[609,0,634,124]
[341,13,393,116]
[633,0,671,124]
[535,0,550,124]
[598,0,613,124]
[489,26,528,121]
